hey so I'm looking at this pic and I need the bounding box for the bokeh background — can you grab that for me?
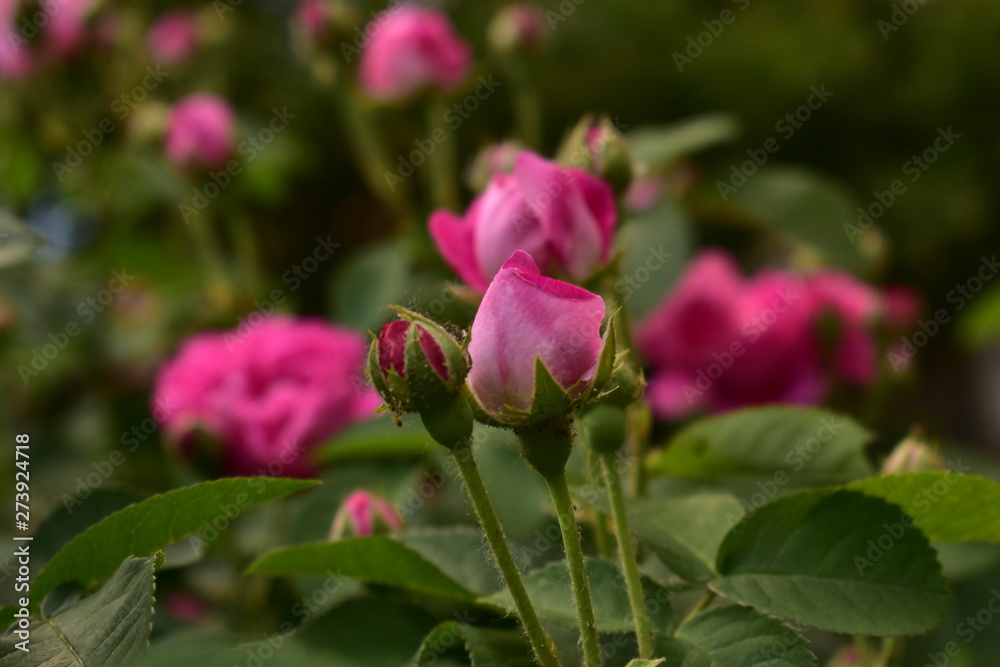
[3,0,1000,664]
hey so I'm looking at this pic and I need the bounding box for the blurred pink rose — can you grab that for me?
[881,285,922,329]
[153,316,379,477]
[296,0,328,41]
[163,591,211,624]
[638,249,883,419]
[467,250,605,420]
[358,3,471,102]
[332,490,403,538]
[487,3,547,55]
[0,0,97,80]
[164,94,235,169]
[146,10,199,64]
[430,150,618,292]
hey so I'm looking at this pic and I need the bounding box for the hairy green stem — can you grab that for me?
[543,470,603,667]
[600,454,653,658]
[452,441,562,667]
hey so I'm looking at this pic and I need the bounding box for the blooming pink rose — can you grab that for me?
[0,0,96,80]
[467,250,605,420]
[358,3,471,102]
[152,316,379,477]
[146,10,199,65]
[638,250,882,419]
[430,150,617,292]
[163,94,236,169]
[333,490,403,538]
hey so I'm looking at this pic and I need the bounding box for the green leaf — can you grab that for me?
[247,537,478,602]
[398,527,502,596]
[848,472,1000,543]
[649,406,872,482]
[483,558,675,634]
[0,555,159,665]
[712,489,949,636]
[625,660,665,667]
[728,167,875,272]
[618,198,692,320]
[409,621,535,667]
[655,606,815,666]
[298,597,438,667]
[627,494,745,582]
[957,281,1000,349]
[32,478,316,608]
[316,418,434,464]
[628,114,739,169]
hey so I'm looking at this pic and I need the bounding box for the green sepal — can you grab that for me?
[588,310,619,397]
[464,385,508,429]
[403,321,452,412]
[528,357,575,423]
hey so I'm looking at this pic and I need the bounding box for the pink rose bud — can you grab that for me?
[146,10,200,65]
[881,430,945,475]
[331,489,403,539]
[487,3,547,56]
[368,309,472,446]
[467,250,606,424]
[296,0,329,41]
[152,316,380,477]
[358,3,471,102]
[163,94,236,170]
[430,150,618,292]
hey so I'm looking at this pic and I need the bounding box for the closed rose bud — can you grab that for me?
[881,430,945,475]
[487,3,547,56]
[358,3,471,102]
[330,490,403,539]
[368,308,472,447]
[146,10,200,65]
[467,250,606,425]
[163,94,236,170]
[430,150,617,292]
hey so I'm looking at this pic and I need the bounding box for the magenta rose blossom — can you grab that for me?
[164,94,236,169]
[0,0,97,80]
[467,250,605,420]
[153,316,379,477]
[146,10,200,65]
[638,249,882,419]
[358,3,471,101]
[430,150,617,292]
